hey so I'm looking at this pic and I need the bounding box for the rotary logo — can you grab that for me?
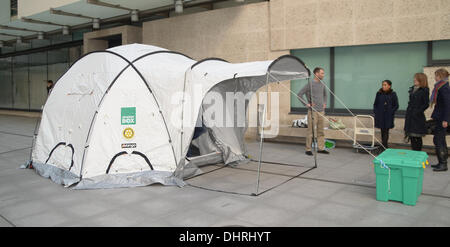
[123,127,135,139]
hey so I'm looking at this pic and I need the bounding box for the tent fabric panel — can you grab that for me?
[179,57,310,167]
[132,53,196,166]
[82,66,176,179]
[32,52,130,176]
[201,77,261,164]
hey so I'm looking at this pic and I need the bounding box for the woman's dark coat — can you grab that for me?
[404,86,430,135]
[431,82,450,122]
[373,89,399,129]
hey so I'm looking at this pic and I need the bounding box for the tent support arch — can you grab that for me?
[79,50,193,178]
[190,58,229,69]
[30,50,139,176]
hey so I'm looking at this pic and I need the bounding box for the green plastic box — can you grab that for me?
[373,149,428,206]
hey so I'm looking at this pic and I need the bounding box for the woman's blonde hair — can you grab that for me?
[414,73,428,88]
[435,68,449,80]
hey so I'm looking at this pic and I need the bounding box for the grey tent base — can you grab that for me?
[29,162,80,187]
[73,170,186,190]
[24,162,187,189]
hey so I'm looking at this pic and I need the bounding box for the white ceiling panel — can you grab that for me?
[101,0,175,10]
[0,0,198,42]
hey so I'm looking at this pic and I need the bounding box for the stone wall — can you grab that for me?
[138,0,450,147]
[83,25,142,54]
[143,2,287,62]
[270,0,450,51]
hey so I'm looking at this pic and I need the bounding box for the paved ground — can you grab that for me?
[0,114,449,227]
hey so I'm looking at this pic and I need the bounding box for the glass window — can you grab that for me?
[48,48,69,83]
[14,42,31,52]
[334,42,427,110]
[12,55,29,109]
[290,47,331,110]
[31,39,51,49]
[29,52,48,110]
[432,40,450,60]
[72,28,92,41]
[69,46,83,66]
[0,44,81,111]
[10,0,17,18]
[0,57,13,108]
[50,34,72,45]
[1,45,15,54]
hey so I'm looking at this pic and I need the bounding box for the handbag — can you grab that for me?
[426,119,450,134]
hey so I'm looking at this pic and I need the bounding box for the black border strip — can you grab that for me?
[44,142,75,171]
[132,50,193,63]
[105,150,154,174]
[105,151,127,174]
[190,57,229,69]
[131,151,154,170]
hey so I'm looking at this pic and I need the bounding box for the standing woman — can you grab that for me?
[404,73,430,151]
[430,68,450,172]
[373,80,399,149]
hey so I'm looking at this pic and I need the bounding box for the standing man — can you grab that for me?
[430,68,450,172]
[298,67,328,156]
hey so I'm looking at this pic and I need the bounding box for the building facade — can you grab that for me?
[0,0,449,146]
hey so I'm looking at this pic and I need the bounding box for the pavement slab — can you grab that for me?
[1,114,449,226]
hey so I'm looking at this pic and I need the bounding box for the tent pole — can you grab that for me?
[177,69,190,179]
[27,115,41,166]
[254,73,270,195]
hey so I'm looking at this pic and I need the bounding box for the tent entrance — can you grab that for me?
[184,141,316,196]
[184,83,317,196]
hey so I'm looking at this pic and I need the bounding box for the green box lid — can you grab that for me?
[373,148,428,168]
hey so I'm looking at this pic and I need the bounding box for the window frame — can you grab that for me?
[428,41,450,66]
[0,40,82,112]
[289,42,439,117]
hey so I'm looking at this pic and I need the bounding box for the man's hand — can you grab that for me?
[323,104,327,109]
[307,103,315,108]
[443,121,448,128]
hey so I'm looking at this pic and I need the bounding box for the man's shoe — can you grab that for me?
[318,150,329,154]
[305,151,313,156]
[431,163,440,168]
[432,147,448,170]
[433,163,448,172]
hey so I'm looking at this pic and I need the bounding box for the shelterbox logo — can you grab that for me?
[121,107,136,125]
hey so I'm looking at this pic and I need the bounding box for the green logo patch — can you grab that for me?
[121,107,136,125]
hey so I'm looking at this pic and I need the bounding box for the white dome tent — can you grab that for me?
[28,44,310,190]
